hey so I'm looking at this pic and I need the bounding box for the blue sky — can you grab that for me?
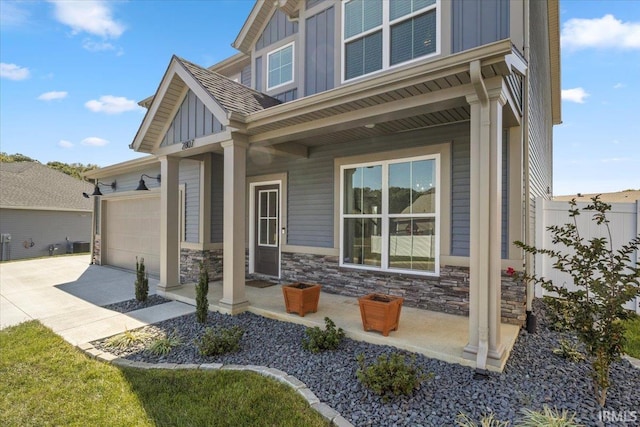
[1,0,638,196]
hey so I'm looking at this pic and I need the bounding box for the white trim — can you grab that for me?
[179,184,186,243]
[266,41,295,91]
[339,153,440,276]
[340,0,441,84]
[0,206,92,213]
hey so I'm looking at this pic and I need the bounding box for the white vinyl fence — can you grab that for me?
[534,198,640,313]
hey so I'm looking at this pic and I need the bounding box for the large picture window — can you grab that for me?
[343,0,438,81]
[267,42,294,90]
[341,155,439,275]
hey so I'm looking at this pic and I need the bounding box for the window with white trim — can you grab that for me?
[267,42,294,90]
[340,155,439,275]
[343,0,438,81]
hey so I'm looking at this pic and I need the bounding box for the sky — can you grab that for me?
[1,0,639,196]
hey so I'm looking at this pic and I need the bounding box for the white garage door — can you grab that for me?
[103,196,160,276]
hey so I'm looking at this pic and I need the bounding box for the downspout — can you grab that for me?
[470,59,490,371]
[522,0,536,333]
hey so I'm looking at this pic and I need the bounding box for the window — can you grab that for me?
[343,0,438,81]
[340,155,439,275]
[267,42,294,90]
[258,189,278,247]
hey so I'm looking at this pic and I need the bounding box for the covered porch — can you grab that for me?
[162,282,521,372]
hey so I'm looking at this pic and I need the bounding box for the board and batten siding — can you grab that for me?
[0,209,91,260]
[210,154,224,243]
[527,0,553,248]
[241,64,251,87]
[255,56,263,92]
[451,0,510,53]
[247,122,478,251]
[305,5,335,97]
[255,9,299,51]
[160,90,224,147]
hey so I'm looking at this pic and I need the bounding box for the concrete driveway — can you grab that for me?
[0,255,193,344]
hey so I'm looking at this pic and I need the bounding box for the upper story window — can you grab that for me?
[267,42,294,90]
[343,0,439,81]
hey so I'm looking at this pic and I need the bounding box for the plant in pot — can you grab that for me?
[358,293,404,336]
[282,282,321,317]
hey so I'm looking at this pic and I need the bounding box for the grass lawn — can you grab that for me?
[624,313,640,359]
[0,321,329,427]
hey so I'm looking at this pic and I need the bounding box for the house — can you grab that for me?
[0,162,93,261]
[84,0,561,370]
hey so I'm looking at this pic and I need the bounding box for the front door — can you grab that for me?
[254,184,280,276]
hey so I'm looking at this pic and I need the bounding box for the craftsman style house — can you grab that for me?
[85,0,560,369]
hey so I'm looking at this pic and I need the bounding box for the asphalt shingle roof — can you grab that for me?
[176,56,282,115]
[0,162,93,211]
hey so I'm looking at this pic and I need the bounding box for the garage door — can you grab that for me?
[102,196,160,276]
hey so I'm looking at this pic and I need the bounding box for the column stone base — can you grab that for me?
[462,343,507,369]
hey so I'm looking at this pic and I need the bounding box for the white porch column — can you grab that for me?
[159,155,180,291]
[464,85,507,370]
[219,139,249,314]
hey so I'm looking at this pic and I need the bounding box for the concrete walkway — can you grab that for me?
[0,255,194,344]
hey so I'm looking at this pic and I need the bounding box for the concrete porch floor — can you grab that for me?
[163,282,521,372]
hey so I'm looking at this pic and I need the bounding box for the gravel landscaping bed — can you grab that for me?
[92,300,640,426]
[101,294,170,313]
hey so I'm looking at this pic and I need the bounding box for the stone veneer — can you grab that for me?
[280,252,526,326]
[92,236,101,265]
[180,248,223,284]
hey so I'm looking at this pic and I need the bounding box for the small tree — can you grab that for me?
[196,262,209,323]
[515,196,640,406]
[135,257,149,302]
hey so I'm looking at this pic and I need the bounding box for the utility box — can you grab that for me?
[73,241,90,253]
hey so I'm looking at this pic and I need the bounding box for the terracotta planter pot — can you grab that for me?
[282,282,321,317]
[358,293,404,336]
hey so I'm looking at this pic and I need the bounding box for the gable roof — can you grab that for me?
[131,55,280,152]
[0,162,93,211]
[233,0,300,54]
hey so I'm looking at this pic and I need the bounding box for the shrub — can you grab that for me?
[356,353,430,401]
[106,328,152,350]
[456,412,510,427]
[135,257,149,302]
[198,326,244,357]
[195,262,209,324]
[552,339,585,363]
[517,406,580,427]
[302,317,345,353]
[148,331,181,356]
[515,196,640,406]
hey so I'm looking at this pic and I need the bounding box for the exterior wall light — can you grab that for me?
[136,174,161,191]
[83,181,116,198]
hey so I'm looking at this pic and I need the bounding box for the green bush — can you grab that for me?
[105,329,152,350]
[195,262,209,324]
[148,332,181,356]
[198,326,244,357]
[456,412,510,427]
[356,353,430,401]
[135,257,149,302]
[517,406,580,427]
[302,317,345,353]
[552,339,585,363]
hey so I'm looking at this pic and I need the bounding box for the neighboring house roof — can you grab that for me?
[554,190,640,203]
[0,162,93,211]
[177,57,281,115]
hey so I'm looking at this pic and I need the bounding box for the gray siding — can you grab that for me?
[450,136,470,256]
[101,167,161,193]
[255,9,299,51]
[306,0,326,9]
[241,64,251,87]
[255,56,263,92]
[160,90,224,147]
[528,0,553,244]
[305,6,335,97]
[180,161,200,243]
[273,88,298,103]
[452,0,509,53]
[211,154,224,243]
[247,123,472,249]
[0,209,91,260]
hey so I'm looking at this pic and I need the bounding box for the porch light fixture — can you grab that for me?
[83,181,116,198]
[136,174,161,191]
[364,123,376,129]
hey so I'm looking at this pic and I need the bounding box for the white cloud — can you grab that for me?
[562,14,640,50]
[0,1,30,27]
[48,0,125,38]
[37,91,68,101]
[81,137,109,147]
[601,157,631,163]
[81,39,124,55]
[613,83,625,89]
[561,87,589,104]
[58,140,74,148]
[85,95,142,114]
[0,63,30,80]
